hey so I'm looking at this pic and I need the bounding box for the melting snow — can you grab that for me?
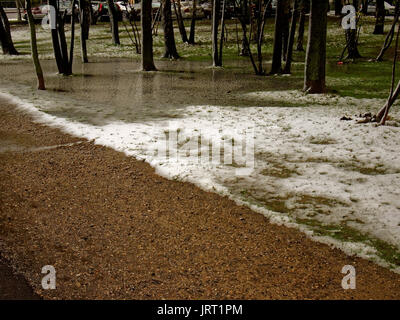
[1,87,400,272]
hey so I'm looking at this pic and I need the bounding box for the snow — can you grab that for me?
[1,86,400,273]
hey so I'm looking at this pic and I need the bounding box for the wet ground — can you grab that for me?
[1,57,399,274]
[0,58,301,124]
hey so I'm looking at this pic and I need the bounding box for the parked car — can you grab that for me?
[200,1,212,19]
[23,4,47,21]
[361,1,396,16]
[132,1,162,20]
[23,1,77,22]
[178,0,205,19]
[91,0,123,22]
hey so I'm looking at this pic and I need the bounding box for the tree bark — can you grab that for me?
[304,0,328,93]
[240,0,250,56]
[80,0,90,63]
[107,0,120,45]
[296,0,307,51]
[334,0,342,16]
[188,0,197,44]
[173,0,188,43]
[373,0,385,34]
[141,0,156,71]
[212,0,221,66]
[26,0,45,90]
[0,5,18,55]
[282,0,291,61]
[283,0,299,74]
[162,0,179,58]
[345,0,361,59]
[270,0,289,74]
[16,0,22,21]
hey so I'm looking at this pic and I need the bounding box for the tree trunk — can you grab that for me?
[162,0,179,58]
[26,0,45,90]
[141,0,156,71]
[304,0,328,93]
[188,0,197,44]
[212,0,221,66]
[282,0,291,61]
[283,0,299,74]
[0,5,18,55]
[173,0,188,43]
[80,0,90,63]
[376,2,400,61]
[107,0,120,45]
[361,0,368,15]
[240,0,250,56]
[345,0,361,59]
[334,0,342,16]
[296,0,307,51]
[270,0,289,74]
[373,0,385,35]
[16,0,22,21]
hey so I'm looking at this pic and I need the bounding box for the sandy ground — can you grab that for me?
[1,99,400,299]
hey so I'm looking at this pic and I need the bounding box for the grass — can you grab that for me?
[7,15,399,101]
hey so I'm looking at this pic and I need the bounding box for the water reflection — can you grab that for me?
[0,58,268,124]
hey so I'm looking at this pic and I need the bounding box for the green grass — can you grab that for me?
[8,15,398,100]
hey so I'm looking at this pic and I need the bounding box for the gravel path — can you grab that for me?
[1,99,400,299]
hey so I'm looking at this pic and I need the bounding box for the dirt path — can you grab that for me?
[0,99,400,300]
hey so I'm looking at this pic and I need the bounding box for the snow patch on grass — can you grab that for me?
[1,87,400,273]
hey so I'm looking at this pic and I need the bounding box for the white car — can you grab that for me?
[363,1,396,16]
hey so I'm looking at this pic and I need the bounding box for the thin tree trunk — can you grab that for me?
[283,0,299,74]
[0,5,18,55]
[304,0,328,93]
[141,0,156,71]
[162,0,179,58]
[16,0,22,21]
[107,0,120,45]
[270,0,288,74]
[282,0,291,61]
[26,0,45,90]
[68,0,76,74]
[188,0,197,44]
[218,0,226,65]
[296,0,306,51]
[240,0,249,56]
[376,2,399,61]
[80,0,90,63]
[173,0,188,43]
[345,0,361,59]
[334,0,342,16]
[373,0,385,34]
[212,0,221,66]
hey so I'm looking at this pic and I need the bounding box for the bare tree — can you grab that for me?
[49,0,76,75]
[212,0,222,66]
[0,4,18,55]
[26,0,45,90]
[296,0,308,51]
[80,0,91,63]
[376,4,400,61]
[173,0,188,43]
[162,0,179,58]
[373,0,385,34]
[107,0,120,45]
[283,0,300,74]
[188,0,197,44]
[270,0,290,74]
[304,0,328,93]
[141,0,157,70]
